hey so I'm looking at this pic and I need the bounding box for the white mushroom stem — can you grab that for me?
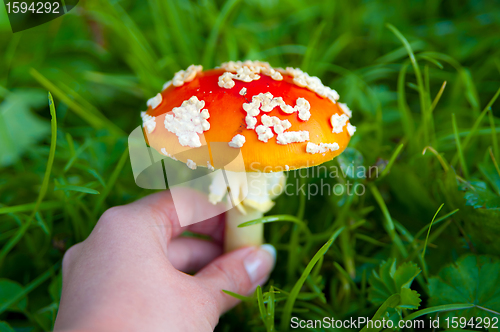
[225,207,264,252]
[209,170,286,252]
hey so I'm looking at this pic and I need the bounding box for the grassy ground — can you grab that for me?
[1,0,500,331]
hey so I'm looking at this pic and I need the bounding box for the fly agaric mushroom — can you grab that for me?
[140,61,355,252]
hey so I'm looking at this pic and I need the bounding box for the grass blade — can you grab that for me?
[429,81,447,113]
[369,184,408,257]
[397,62,415,139]
[422,146,450,172]
[378,143,404,180]
[256,286,270,331]
[0,93,57,264]
[421,203,444,260]
[238,215,306,228]
[451,86,500,166]
[147,0,174,57]
[333,261,360,292]
[30,68,125,137]
[0,201,61,215]
[287,224,301,284]
[221,289,253,302]
[267,286,275,331]
[360,294,401,332]
[403,303,474,321]
[202,0,242,67]
[452,113,469,178]
[54,185,100,195]
[489,147,500,181]
[418,54,443,69]
[280,227,344,330]
[438,127,500,142]
[387,24,431,145]
[301,22,326,72]
[419,52,481,114]
[63,140,92,172]
[162,0,194,65]
[489,109,499,160]
[414,208,459,240]
[0,263,58,314]
[93,148,130,215]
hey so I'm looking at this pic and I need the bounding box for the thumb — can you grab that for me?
[195,244,276,314]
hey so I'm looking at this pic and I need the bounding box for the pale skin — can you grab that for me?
[54,188,276,332]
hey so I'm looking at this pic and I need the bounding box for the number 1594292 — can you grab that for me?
[445,316,498,329]
[6,2,60,14]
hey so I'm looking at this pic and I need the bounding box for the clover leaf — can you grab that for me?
[0,279,28,313]
[460,180,500,210]
[429,254,500,319]
[369,259,421,309]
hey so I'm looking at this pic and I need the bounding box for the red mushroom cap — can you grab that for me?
[141,61,355,172]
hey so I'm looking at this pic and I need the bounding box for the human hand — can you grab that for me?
[54,189,276,332]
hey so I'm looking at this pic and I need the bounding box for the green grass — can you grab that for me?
[1,0,500,331]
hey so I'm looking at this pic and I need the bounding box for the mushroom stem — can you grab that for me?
[209,170,286,252]
[225,171,285,252]
[224,207,264,252]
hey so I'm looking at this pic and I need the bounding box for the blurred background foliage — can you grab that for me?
[1,0,500,330]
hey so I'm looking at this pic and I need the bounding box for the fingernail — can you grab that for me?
[243,244,277,284]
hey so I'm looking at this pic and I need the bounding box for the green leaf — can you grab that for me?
[393,262,421,289]
[33,303,58,331]
[49,272,62,303]
[0,89,50,167]
[336,147,365,179]
[369,259,422,313]
[429,255,500,319]
[0,265,55,315]
[460,181,500,210]
[365,260,422,331]
[478,161,500,195]
[399,288,421,310]
[0,322,15,332]
[439,169,500,254]
[0,279,27,312]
